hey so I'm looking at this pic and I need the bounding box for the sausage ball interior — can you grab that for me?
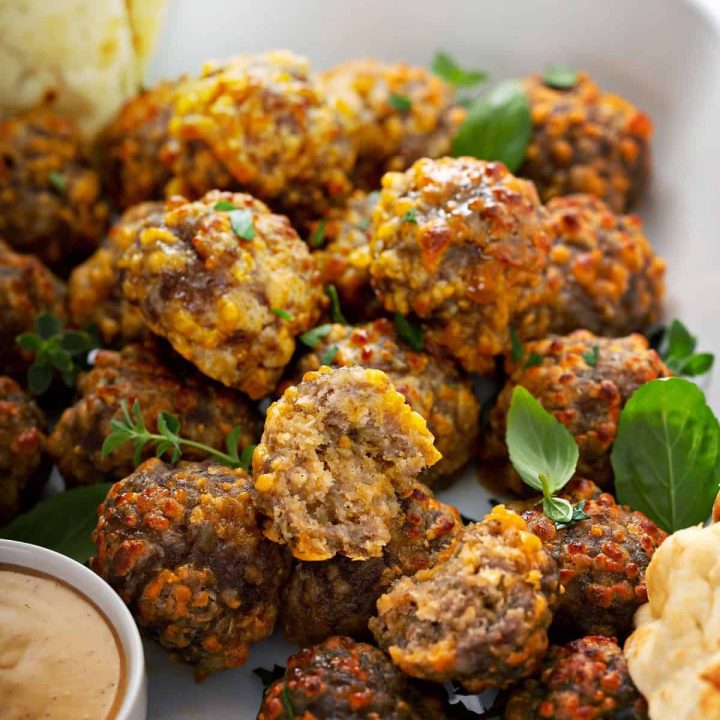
[91,458,290,680]
[49,342,261,487]
[119,190,324,398]
[253,366,441,561]
[293,319,480,486]
[370,505,560,691]
[369,157,550,373]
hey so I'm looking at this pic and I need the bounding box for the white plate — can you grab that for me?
[142,1,720,717]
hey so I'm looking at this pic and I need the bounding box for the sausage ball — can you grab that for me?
[310,190,381,321]
[369,157,551,373]
[293,319,480,486]
[0,107,109,271]
[67,202,164,346]
[370,505,560,691]
[119,190,325,398]
[319,58,464,189]
[253,366,441,561]
[504,635,648,720]
[0,376,48,525]
[164,51,354,221]
[48,342,262,487]
[541,194,665,336]
[517,478,667,639]
[99,80,179,209]
[0,239,67,378]
[519,72,653,213]
[257,636,449,720]
[280,481,461,645]
[91,458,290,679]
[485,331,671,492]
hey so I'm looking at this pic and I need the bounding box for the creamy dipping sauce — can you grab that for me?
[0,563,126,720]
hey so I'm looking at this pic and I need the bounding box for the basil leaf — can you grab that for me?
[0,484,113,563]
[542,496,574,524]
[388,93,412,112]
[665,319,696,360]
[452,80,532,172]
[394,313,424,352]
[554,500,591,529]
[542,66,578,90]
[431,51,487,88]
[612,378,720,532]
[309,219,327,248]
[299,324,333,348]
[229,209,256,241]
[681,352,714,377]
[505,386,579,494]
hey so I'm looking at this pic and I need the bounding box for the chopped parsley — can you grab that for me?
[388,93,412,112]
[320,345,339,365]
[401,208,418,224]
[394,313,424,352]
[48,170,67,195]
[309,219,327,248]
[325,285,348,325]
[582,344,600,367]
[271,308,292,321]
[299,324,333,348]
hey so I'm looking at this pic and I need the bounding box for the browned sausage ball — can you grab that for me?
[257,636,450,720]
[0,376,48,525]
[164,51,355,221]
[280,481,461,645]
[253,366,441,561]
[319,58,464,189]
[485,331,671,492]
[48,342,261,487]
[541,194,665,336]
[0,107,109,271]
[119,190,325,398]
[369,157,551,373]
[67,201,164,346]
[519,72,653,213]
[0,239,67,378]
[91,458,290,680]
[99,81,180,208]
[505,635,648,719]
[370,505,560,692]
[515,478,666,639]
[292,319,480,486]
[310,190,382,322]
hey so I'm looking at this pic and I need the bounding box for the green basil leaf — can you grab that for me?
[612,377,720,532]
[271,308,292,321]
[542,496,575,524]
[452,80,532,172]
[542,66,578,90]
[325,285,348,325]
[0,484,113,563]
[229,209,256,241]
[665,319,696,360]
[394,313,424,352]
[213,200,238,211]
[27,362,53,395]
[506,386,579,493]
[431,51,487,88]
[320,345,339,366]
[554,500,591,529]
[35,312,62,340]
[388,93,412,112]
[309,219,327,248]
[681,352,714,377]
[48,170,67,195]
[15,333,43,352]
[299,324,333,348]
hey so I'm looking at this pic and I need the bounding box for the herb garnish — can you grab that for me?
[271,308,292,321]
[506,386,586,526]
[16,312,99,394]
[48,170,67,195]
[309,219,327,248]
[252,665,286,688]
[657,319,714,377]
[509,328,523,362]
[542,65,578,90]
[389,93,412,112]
[280,686,294,719]
[431,51,487,88]
[101,399,252,471]
[320,345,340,366]
[299,324,333,348]
[401,208,418,224]
[582,344,600,367]
[452,80,532,173]
[394,313,424,352]
[214,201,256,240]
[524,352,543,369]
[213,200,238,212]
[612,378,720,533]
[325,285,348,325]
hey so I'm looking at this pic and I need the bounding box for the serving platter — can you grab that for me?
[79,0,720,716]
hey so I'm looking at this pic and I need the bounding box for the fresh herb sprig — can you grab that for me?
[213,200,256,240]
[101,399,254,472]
[388,93,412,112]
[657,319,714,377]
[299,324,333,348]
[506,386,588,526]
[394,313,424,352]
[16,312,99,394]
[542,65,578,90]
[431,51,487,88]
[325,285,348,325]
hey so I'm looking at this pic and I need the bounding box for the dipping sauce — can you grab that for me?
[0,563,126,720]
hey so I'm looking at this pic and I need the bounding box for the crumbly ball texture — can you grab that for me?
[253,366,441,561]
[99,80,179,209]
[48,343,262,487]
[542,194,665,336]
[485,331,671,492]
[164,51,354,221]
[0,107,109,271]
[519,72,653,213]
[293,319,480,486]
[311,190,382,322]
[319,58,464,189]
[370,505,560,691]
[369,157,551,373]
[504,635,648,719]
[0,376,48,526]
[257,636,449,720]
[91,458,290,680]
[119,190,324,399]
[68,202,164,346]
[515,478,667,639]
[280,481,461,645]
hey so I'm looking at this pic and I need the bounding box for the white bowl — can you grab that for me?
[0,539,147,720]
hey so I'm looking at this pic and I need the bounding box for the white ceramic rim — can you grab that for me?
[0,539,146,720]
